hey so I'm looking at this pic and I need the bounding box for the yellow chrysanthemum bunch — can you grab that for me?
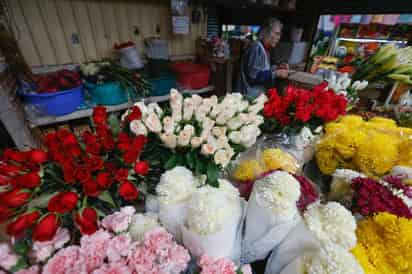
[352,212,412,274]
[232,148,299,182]
[316,115,412,176]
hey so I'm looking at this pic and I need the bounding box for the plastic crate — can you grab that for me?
[171,63,210,89]
[149,74,177,96]
[85,81,128,106]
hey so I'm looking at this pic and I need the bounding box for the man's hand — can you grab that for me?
[275,69,289,79]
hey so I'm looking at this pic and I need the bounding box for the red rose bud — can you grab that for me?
[115,169,129,182]
[127,106,142,121]
[0,175,9,185]
[75,207,98,235]
[96,172,113,189]
[56,129,72,141]
[123,151,138,164]
[29,149,48,164]
[86,156,104,172]
[104,162,117,173]
[134,161,149,176]
[86,142,101,155]
[0,162,22,176]
[16,172,41,189]
[48,192,78,213]
[2,149,28,162]
[83,180,101,197]
[74,167,91,183]
[119,181,139,201]
[32,214,59,242]
[6,211,40,237]
[132,135,147,152]
[102,136,115,151]
[62,134,78,148]
[92,106,107,125]
[0,205,12,223]
[0,188,30,208]
[62,161,75,184]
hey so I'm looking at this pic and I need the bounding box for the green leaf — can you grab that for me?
[186,152,195,169]
[13,240,29,256]
[98,191,116,208]
[206,162,220,187]
[108,113,121,137]
[164,154,178,170]
[28,192,57,209]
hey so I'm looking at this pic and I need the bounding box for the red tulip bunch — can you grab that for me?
[0,106,151,244]
[262,84,347,133]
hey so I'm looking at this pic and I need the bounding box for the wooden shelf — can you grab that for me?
[27,86,214,128]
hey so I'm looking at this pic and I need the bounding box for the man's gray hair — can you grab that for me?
[258,18,283,40]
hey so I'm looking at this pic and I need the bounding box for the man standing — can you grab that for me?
[238,18,289,97]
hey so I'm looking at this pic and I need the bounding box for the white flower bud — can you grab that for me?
[130,120,148,136]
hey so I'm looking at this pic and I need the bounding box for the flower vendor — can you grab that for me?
[237,18,289,98]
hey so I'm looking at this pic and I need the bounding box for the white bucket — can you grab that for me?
[119,45,143,69]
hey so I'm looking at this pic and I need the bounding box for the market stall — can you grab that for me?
[0,1,412,274]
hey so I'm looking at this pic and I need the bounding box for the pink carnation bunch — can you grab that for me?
[4,208,191,274]
[199,255,252,274]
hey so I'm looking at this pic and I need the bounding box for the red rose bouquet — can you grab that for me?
[262,84,347,133]
[0,106,153,254]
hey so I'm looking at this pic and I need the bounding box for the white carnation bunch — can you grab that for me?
[303,202,357,250]
[186,184,241,235]
[253,171,301,222]
[302,243,363,274]
[156,166,199,205]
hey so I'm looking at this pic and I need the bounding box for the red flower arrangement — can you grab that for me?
[351,177,412,218]
[0,106,151,245]
[263,84,347,133]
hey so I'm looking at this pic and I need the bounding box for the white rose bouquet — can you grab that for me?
[181,179,245,263]
[241,171,301,264]
[265,202,358,274]
[125,89,267,186]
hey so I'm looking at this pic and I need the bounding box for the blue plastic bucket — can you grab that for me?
[20,85,84,116]
[149,75,177,96]
[85,81,128,105]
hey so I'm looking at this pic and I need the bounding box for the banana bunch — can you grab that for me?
[353,45,412,85]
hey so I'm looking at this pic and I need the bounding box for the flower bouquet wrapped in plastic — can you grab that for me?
[155,166,201,242]
[277,243,363,274]
[241,171,302,264]
[181,179,245,263]
[265,202,358,274]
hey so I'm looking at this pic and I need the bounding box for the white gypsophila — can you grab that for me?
[160,133,177,149]
[201,142,217,156]
[183,98,195,121]
[186,185,241,235]
[130,120,148,136]
[190,136,204,148]
[147,102,163,117]
[303,243,364,274]
[162,116,175,134]
[212,126,227,138]
[214,149,231,167]
[227,115,244,130]
[254,171,301,221]
[228,131,242,144]
[303,202,357,250]
[144,112,162,133]
[156,166,199,205]
[129,213,161,242]
[170,89,183,122]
